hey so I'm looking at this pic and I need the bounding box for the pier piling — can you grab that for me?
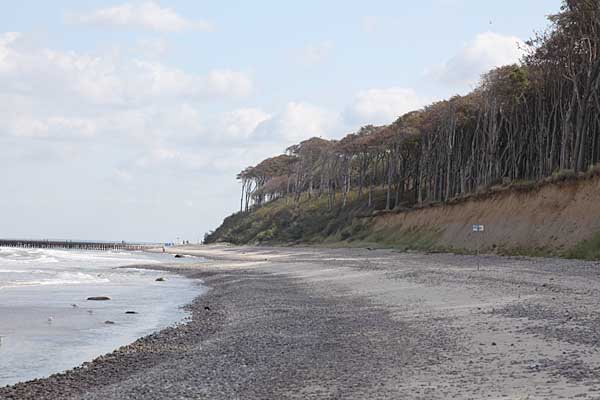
[0,240,152,252]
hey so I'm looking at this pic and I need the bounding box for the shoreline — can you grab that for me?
[0,250,203,390]
[0,262,215,399]
[3,245,600,399]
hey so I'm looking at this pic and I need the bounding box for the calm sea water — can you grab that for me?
[0,247,204,387]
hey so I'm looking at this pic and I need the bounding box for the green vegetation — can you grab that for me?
[359,225,441,252]
[493,235,600,261]
[207,188,450,252]
[205,179,600,261]
[564,233,600,261]
[205,191,382,246]
[206,185,600,261]
[496,246,560,259]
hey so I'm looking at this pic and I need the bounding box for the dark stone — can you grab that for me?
[125,311,138,314]
[104,321,115,325]
[204,306,211,311]
[87,296,111,301]
[174,254,184,258]
[156,277,165,282]
[491,342,497,346]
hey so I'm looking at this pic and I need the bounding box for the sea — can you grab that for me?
[0,246,204,387]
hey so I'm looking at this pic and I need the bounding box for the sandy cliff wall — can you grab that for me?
[371,177,600,254]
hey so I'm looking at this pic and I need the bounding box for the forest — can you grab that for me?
[208,1,600,244]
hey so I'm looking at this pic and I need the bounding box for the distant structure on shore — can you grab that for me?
[0,239,153,251]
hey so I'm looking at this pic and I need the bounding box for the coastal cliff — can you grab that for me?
[206,2,600,261]
[205,173,600,260]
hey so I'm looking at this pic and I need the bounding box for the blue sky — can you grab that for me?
[0,1,561,242]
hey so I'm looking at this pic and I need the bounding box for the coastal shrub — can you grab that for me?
[256,227,276,243]
[343,220,369,241]
[340,228,352,241]
[564,233,600,261]
[546,169,577,184]
[587,163,600,178]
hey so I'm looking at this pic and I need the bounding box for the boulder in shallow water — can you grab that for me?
[87,296,111,301]
[155,277,165,282]
[104,321,115,325]
[125,311,138,314]
[174,254,184,258]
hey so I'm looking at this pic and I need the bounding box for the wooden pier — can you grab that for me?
[0,239,153,251]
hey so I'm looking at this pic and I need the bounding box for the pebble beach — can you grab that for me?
[3,245,600,399]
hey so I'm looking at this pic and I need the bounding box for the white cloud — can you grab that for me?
[0,30,261,185]
[0,32,20,72]
[298,41,334,66]
[346,87,427,126]
[136,38,169,58]
[362,16,379,33]
[253,102,341,143]
[97,105,270,145]
[426,31,527,88]
[0,34,252,110]
[132,63,253,100]
[11,116,97,139]
[204,70,254,98]
[132,60,202,99]
[218,108,272,139]
[113,168,133,182]
[68,1,212,33]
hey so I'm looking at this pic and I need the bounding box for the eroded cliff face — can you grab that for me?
[370,176,600,255]
[208,176,600,259]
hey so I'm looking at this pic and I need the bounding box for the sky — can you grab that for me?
[0,0,562,243]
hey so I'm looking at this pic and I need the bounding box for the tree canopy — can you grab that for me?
[236,1,600,213]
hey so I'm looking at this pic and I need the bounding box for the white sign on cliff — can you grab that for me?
[472,224,485,232]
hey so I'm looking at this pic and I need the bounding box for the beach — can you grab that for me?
[2,245,600,399]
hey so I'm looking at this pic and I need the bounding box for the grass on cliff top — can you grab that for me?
[563,233,600,260]
[493,234,600,261]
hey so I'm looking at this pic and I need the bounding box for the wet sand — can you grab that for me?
[2,244,600,399]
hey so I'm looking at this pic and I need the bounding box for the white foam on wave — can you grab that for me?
[0,269,46,274]
[39,248,162,267]
[0,247,164,290]
[0,248,60,265]
[0,271,110,289]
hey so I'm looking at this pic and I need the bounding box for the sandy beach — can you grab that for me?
[2,244,600,399]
